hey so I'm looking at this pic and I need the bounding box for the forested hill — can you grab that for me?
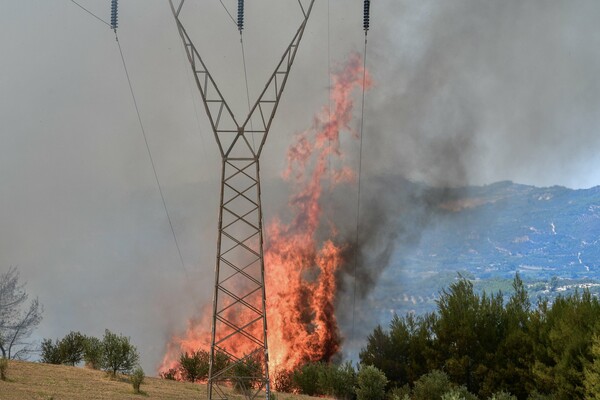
[362,179,600,318]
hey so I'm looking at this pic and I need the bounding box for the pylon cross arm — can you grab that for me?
[169,0,316,160]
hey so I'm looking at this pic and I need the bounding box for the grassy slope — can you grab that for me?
[0,360,312,400]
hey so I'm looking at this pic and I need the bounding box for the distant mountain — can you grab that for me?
[359,180,600,320]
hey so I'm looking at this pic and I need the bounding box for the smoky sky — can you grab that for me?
[2,0,600,373]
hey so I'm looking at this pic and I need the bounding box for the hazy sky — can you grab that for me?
[2,0,600,373]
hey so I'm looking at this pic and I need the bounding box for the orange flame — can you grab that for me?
[159,53,371,379]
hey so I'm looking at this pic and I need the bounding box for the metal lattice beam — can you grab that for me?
[167,2,316,400]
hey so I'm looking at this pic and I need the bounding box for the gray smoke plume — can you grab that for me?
[327,0,600,357]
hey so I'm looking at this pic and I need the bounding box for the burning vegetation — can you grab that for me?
[159,54,371,383]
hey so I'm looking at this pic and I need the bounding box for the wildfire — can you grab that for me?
[159,53,371,380]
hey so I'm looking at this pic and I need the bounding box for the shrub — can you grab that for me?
[82,336,103,369]
[59,331,86,366]
[526,391,558,400]
[233,354,264,394]
[441,387,477,400]
[272,368,294,392]
[387,385,411,400]
[293,362,324,396]
[356,365,388,400]
[179,350,209,383]
[101,329,139,377]
[489,391,517,400]
[160,368,178,380]
[0,358,8,381]
[40,338,63,364]
[320,362,357,400]
[412,370,451,400]
[130,366,145,394]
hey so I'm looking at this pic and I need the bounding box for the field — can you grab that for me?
[0,360,311,400]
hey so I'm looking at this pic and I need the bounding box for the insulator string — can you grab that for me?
[237,0,244,32]
[110,0,118,29]
[363,0,371,33]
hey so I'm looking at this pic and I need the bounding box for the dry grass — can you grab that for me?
[0,360,319,400]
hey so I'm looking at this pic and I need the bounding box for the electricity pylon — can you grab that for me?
[167,1,316,399]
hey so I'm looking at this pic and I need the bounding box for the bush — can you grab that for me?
[526,391,558,400]
[293,362,324,396]
[179,350,209,383]
[489,391,517,400]
[59,331,86,366]
[130,366,145,394]
[356,365,388,400]
[412,370,451,400]
[320,362,357,400]
[83,336,103,369]
[0,358,8,381]
[233,354,264,394]
[272,368,294,392]
[387,385,411,400]
[40,338,63,364]
[101,329,139,377]
[441,387,477,400]
[160,368,178,380]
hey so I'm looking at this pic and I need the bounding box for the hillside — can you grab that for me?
[353,179,600,321]
[0,360,312,400]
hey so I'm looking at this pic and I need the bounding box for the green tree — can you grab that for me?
[179,350,209,382]
[317,362,357,400]
[360,313,437,388]
[40,338,63,364]
[59,331,86,366]
[293,362,324,396]
[101,329,139,377]
[531,291,600,398]
[496,274,534,400]
[130,366,145,394]
[356,365,388,400]
[584,333,600,399]
[435,278,484,394]
[83,335,103,369]
[412,370,452,400]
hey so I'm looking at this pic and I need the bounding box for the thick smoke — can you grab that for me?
[364,0,600,188]
[327,0,600,356]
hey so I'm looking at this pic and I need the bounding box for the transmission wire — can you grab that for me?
[351,34,368,346]
[114,31,188,276]
[217,0,238,28]
[68,0,111,27]
[327,0,332,183]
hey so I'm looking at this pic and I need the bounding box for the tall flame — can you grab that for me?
[160,53,371,380]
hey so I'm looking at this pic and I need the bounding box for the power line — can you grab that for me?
[114,31,188,276]
[69,0,111,27]
[218,0,238,28]
[67,0,188,275]
[351,33,369,347]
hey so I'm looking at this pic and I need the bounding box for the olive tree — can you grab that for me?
[101,329,139,377]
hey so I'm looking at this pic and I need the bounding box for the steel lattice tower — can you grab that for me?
[167,1,316,399]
